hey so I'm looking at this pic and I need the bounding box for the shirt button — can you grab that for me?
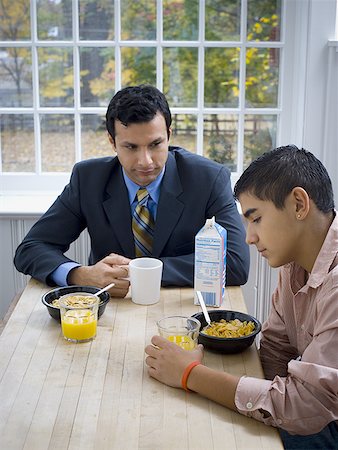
[277,419,283,425]
[301,324,305,330]
[246,402,253,409]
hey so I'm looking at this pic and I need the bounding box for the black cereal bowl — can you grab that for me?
[191,310,261,354]
[42,285,110,323]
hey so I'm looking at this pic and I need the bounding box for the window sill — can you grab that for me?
[0,192,58,218]
[0,191,243,218]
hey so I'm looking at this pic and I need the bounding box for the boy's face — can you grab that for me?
[239,192,301,268]
[109,112,170,186]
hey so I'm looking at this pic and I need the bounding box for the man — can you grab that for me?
[14,85,249,297]
[145,145,338,449]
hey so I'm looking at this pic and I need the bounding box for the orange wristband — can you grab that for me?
[181,361,201,392]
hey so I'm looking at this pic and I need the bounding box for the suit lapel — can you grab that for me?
[152,152,184,256]
[103,166,135,257]
[102,153,185,258]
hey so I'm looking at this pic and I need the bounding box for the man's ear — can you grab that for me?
[108,133,115,145]
[168,127,172,141]
[291,187,310,220]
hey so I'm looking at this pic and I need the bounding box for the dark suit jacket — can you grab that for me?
[14,147,249,287]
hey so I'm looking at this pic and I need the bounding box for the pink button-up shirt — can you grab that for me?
[235,213,338,435]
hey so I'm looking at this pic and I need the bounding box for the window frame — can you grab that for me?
[1,0,290,194]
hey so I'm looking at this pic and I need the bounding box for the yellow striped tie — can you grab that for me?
[132,188,155,257]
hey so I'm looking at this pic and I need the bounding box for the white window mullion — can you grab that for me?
[275,0,287,147]
[196,0,205,156]
[73,0,81,162]
[31,0,41,176]
[156,0,163,91]
[115,0,121,91]
[237,0,247,175]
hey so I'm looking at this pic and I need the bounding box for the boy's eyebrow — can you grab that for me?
[243,208,257,219]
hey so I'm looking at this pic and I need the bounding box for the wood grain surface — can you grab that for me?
[0,279,283,450]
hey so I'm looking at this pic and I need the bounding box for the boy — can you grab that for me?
[145,145,338,449]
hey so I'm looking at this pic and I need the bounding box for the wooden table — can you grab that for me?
[0,279,283,450]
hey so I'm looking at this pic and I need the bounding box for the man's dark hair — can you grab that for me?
[234,145,335,213]
[106,84,172,142]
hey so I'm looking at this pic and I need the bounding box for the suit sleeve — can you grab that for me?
[161,166,249,287]
[13,166,86,285]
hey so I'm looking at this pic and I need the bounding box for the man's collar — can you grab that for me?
[122,167,165,204]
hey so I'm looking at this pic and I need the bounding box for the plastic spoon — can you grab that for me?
[95,282,115,296]
[196,290,211,326]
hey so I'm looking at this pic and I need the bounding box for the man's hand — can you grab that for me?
[68,253,131,298]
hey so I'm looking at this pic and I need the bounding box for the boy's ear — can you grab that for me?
[291,187,310,220]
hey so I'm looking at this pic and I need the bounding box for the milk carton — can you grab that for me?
[194,217,227,307]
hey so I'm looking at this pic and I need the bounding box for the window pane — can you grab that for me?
[204,114,238,171]
[79,0,114,40]
[245,48,279,108]
[121,0,156,40]
[121,47,156,87]
[244,115,277,168]
[247,0,281,41]
[80,48,115,107]
[1,115,34,172]
[163,48,197,107]
[41,115,75,172]
[37,0,72,40]
[81,115,114,160]
[170,114,197,153]
[0,48,33,107]
[204,48,240,108]
[0,1,31,40]
[163,0,198,40]
[205,0,241,41]
[38,48,74,107]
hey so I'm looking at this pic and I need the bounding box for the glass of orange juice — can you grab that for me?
[59,293,99,343]
[157,315,201,350]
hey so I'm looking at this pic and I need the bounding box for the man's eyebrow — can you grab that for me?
[243,208,257,219]
[121,140,136,146]
[121,137,164,146]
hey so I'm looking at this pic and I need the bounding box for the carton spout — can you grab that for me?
[206,216,215,228]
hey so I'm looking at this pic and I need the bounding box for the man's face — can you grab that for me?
[110,112,170,186]
[239,192,302,268]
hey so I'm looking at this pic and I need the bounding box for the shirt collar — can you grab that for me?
[307,211,338,288]
[122,167,165,204]
[287,211,337,293]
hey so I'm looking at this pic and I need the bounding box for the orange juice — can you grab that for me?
[61,309,97,341]
[167,335,196,350]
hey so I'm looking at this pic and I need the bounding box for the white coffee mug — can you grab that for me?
[129,257,163,305]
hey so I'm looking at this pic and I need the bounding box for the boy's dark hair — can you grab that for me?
[234,145,335,213]
[106,84,172,143]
